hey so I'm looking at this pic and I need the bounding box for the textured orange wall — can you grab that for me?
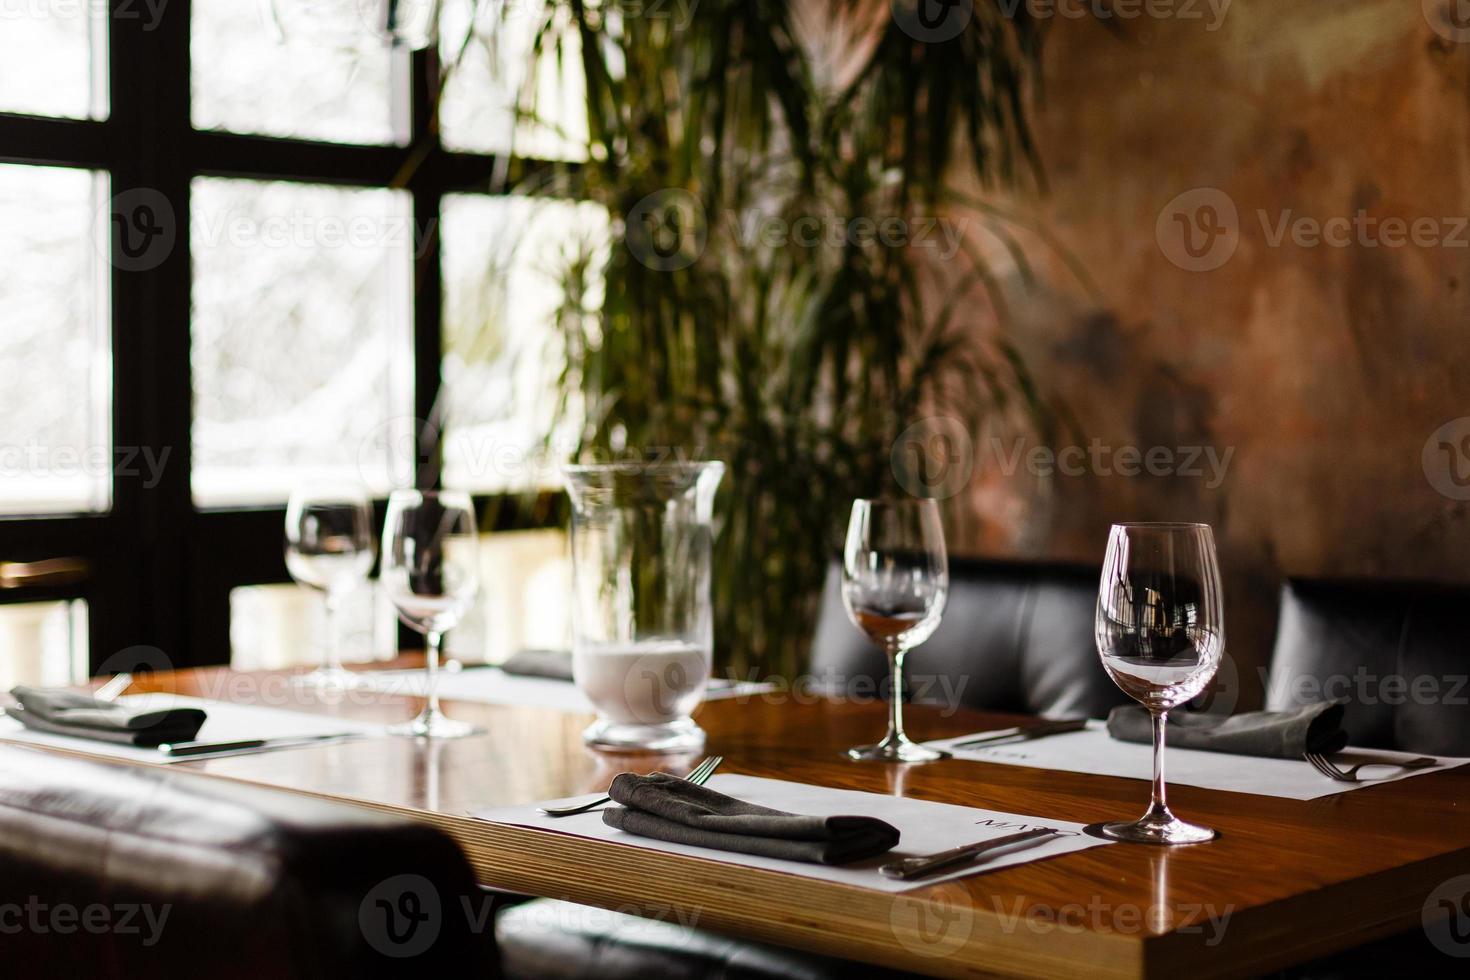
[948,1,1470,700]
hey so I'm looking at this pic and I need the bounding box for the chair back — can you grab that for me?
[1266,578,1470,755]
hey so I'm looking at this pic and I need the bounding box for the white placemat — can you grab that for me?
[924,722,1470,800]
[0,694,386,764]
[354,667,773,714]
[474,773,1111,892]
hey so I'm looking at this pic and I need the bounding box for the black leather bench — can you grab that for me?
[0,744,496,979]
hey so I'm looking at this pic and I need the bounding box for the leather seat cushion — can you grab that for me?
[496,898,915,980]
[0,744,493,979]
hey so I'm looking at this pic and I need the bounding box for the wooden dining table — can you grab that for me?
[20,662,1470,980]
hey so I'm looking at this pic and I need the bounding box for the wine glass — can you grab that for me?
[841,498,950,763]
[284,484,375,690]
[381,489,482,738]
[1095,522,1224,844]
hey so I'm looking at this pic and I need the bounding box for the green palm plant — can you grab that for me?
[456,1,1052,676]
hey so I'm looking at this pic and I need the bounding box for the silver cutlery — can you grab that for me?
[539,755,724,817]
[880,827,1062,881]
[1304,752,1438,783]
[159,734,359,758]
[94,672,133,702]
[951,718,1088,750]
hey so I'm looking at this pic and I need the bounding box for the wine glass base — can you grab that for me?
[1087,816,1219,845]
[846,739,951,764]
[583,718,706,754]
[388,708,483,739]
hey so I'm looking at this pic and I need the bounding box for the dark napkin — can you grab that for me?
[499,648,574,681]
[601,772,900,865]
[5,686,206,748]
[1106,702,1348,759]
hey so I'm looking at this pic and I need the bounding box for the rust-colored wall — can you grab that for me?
[954,1,1470,704]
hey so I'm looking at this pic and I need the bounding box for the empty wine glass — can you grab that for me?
[285,484,375,690]
[1095,522,1224,844]
[381,489,482,738]
[842,498,949,763]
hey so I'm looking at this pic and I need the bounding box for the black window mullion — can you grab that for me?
[104,0,196,671]
[410,47,444,492]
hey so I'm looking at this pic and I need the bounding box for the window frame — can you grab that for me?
[0,3,564,673]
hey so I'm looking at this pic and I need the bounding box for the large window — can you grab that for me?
[0,2,584,680]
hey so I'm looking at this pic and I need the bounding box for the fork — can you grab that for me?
[1305,752,1437,783]
[539,755,724,817]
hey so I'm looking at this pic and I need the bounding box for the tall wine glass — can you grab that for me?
[285,484,375,690]
[842,498,950,763]
[381,489,482,738]
[1095,522,1224,844]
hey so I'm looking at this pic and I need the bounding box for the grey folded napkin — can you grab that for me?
[499,649,574,681]
[602,772,901,865]
[1107,702,1349,760]
[5,686,206,748]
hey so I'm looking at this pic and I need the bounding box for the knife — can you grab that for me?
[159,734,358,757]
[951,718,1088,750]
[880,828,1062,881]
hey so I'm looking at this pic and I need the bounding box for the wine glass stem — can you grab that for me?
[425,630,443,717]
[886,643,908,744]
[1149,709,1169,819]
[323,593,343,673]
